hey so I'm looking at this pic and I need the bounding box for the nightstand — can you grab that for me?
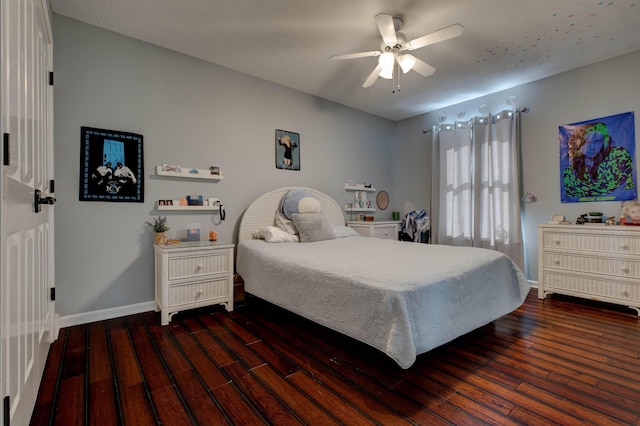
[154,241,235,325]
[347,221,399,240]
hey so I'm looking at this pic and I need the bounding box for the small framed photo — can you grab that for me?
[620,200,640,225]
[187,223,201,242]
[158,200,166,206]
[551,214,564,223]
[165,200,173,206]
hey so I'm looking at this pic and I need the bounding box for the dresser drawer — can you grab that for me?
[542,231,640,255]
[542,252,640,279]
[347,221,399,240]
[167,251,230,281]
[370,224,398,239]
[168,278,230,308]
[542,271,640,303]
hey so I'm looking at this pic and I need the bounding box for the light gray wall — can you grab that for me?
[53,15,396,316]
[396,49,640,281]
[54,13,640,317]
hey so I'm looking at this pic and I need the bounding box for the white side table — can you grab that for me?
[154,241,235,325]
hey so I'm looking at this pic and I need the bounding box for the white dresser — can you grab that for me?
[154,241,235,325]
[538,224,640,315]
[347,221,399,240]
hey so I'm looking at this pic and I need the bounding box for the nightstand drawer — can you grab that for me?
[370,224,398,239]
[347,221,399,240]
[168,279,230,308]
[167,252,230,281]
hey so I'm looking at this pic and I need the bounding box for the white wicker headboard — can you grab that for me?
[238,187,345,241]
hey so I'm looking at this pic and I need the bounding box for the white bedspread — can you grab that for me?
[237,237,530,368]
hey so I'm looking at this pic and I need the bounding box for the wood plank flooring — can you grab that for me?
[31,289,640,425]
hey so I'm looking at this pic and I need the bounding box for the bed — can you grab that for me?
[236,187,530,369]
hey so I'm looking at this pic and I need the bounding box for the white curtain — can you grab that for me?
[430,110,524,270]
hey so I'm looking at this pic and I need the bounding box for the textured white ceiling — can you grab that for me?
[50,0,640,121]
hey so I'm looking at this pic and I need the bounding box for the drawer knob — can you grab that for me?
[554,240,560,245]
[554,259,560,265]
[621,244,629,250]
[197,263,204,269]
[196,289,203,298]
[621,267,630,274]
[621,289,630,297]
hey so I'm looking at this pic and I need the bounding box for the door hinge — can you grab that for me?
[50,179,55,193]
[3,395,9,426]
[49,71,54,86]
[3,133,9,166]
[50,287,56,301]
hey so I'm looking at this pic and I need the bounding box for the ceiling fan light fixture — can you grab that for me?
[378,51,394,68]
[378,51,395,79]
[398,54,415,74]
[379,66,393,79]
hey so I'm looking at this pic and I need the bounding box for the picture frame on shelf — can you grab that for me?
[355,191,367,208]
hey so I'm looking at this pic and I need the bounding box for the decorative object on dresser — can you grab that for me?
[145,216,169,245]
[538,224,640,315]
[154,241,235,325]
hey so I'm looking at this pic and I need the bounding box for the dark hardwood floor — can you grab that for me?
[31,289,640,425]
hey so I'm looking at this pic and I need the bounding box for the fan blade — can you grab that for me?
[375,13,397,45]
[330,51,380,61]
[406,24,464,50]
[363,65,382,88]
[410,56,436,77]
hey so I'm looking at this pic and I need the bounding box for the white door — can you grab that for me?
[1,0,56,424]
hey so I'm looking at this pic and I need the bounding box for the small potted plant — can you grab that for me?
[146,216,170,244]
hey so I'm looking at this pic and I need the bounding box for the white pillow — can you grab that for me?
[274,209,297,235]
[332,225,361,238]
[252,226,299,243]
[291,213,337,243]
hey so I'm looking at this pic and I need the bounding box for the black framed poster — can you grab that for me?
[275,129,300,170]
[79,126,144,202]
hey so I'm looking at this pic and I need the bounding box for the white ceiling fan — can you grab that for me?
[330,13,464,89]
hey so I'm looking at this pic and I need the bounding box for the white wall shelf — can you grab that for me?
[345,208,376,213]
[344,183,375,192]
[158,203,220,211]
[156,165,223,181]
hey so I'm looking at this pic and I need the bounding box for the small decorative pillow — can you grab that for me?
[274,209,298,235]
[291,213,337,243]
[280,189,322,220]
[252,226,299,243]
[332,225,362,238]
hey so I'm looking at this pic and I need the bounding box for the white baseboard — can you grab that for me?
[54,280,539,330]
[57,301,156,329]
